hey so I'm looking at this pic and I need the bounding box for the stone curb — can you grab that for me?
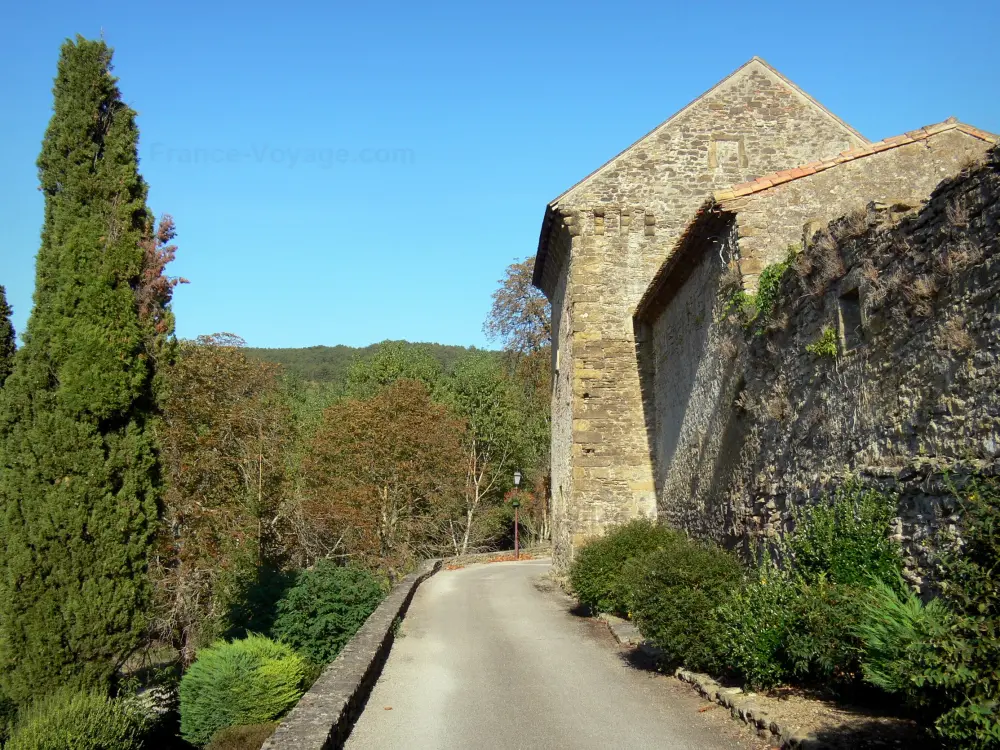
[599,615,829,750]
[262,558,442,750]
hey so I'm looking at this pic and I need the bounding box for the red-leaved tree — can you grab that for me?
[301,379,466,575]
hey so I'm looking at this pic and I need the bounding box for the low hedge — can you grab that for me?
[270,561,386,666]
[569,519,683,616]
[718,568,797,690]
[627,538,743,673]
[578,478,1000,749]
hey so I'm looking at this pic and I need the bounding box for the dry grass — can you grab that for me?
[936,316,975,354]
[935,240,983,278]
[793,248,814,277]
[946,197,970,228]
[719,337,739,361]
[734,389,758,416]
[905,275,938,317]
[891,235,913,257]
[865,267,906,316]
[809,230,846,296]
[765,381,791,421]
[958,153,985,173]
[840,208,869,239]
[861,258,879,284]
[720,261,742,291]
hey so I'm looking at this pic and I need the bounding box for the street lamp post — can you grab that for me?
[512,471,522,560]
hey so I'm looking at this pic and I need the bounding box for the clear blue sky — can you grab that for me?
[2,0,998,349]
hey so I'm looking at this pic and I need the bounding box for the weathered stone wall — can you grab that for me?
[724,129,991,289]
[643,148,1000,582]
[540,60,867,567]
[648,221,744,539]
[644,129,996,551]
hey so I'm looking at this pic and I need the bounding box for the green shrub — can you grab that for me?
[179,634,306,746]
[753,248,796,323]
[910,477,1000,747]
[5,688,151,750]
[785,581,867,689]
[270,562,386,666]
[723,247,796,329]
[569,519,683,616]
[855,577,951,702]
[722,289,756,324]
[206,722,278,750]
[628,538,742,673]
[806,326,838,357]
[786,482,902,587]
[719,567,796,690]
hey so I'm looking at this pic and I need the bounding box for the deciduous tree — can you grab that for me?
[483,257,553,536]
[344,340,444,399]
[0,37,169,703]
[441,353,533,553]
[301,379,465,573]
[153,335,292,664]
[484,257,551,356]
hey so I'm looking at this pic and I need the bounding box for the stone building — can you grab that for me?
[633,123,996,568]
[533,56,998,569]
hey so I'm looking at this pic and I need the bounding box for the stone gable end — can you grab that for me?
[537,58,872,568]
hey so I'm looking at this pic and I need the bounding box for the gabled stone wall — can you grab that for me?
[539,60,867,568]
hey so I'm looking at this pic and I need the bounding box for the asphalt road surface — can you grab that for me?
[345,559,763,750]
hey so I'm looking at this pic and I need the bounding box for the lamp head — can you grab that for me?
[513,470,522,487]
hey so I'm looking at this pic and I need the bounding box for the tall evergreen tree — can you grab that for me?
[0,286,13,385]
[0,37,169,703]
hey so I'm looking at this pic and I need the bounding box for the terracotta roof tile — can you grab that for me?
[713,119,997,203]
[957,123,997,141]
[883,134,911,146]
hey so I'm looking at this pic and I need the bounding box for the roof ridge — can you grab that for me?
[547,57,866,208]
[714,119,999,202]
[748,57,869,146]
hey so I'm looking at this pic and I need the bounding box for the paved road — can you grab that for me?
[346,559,761,750]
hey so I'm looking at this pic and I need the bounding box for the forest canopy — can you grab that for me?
[245,340,495,385]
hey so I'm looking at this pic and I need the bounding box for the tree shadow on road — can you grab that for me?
[803,718,939,749]
[618,646,662,674]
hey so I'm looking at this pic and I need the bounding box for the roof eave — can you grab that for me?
[532,203,559,293]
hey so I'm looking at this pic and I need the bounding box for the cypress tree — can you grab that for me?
[0,286,13,385]
[0,37,166,703]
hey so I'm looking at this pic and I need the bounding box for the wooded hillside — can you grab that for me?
[245,341,496,384]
